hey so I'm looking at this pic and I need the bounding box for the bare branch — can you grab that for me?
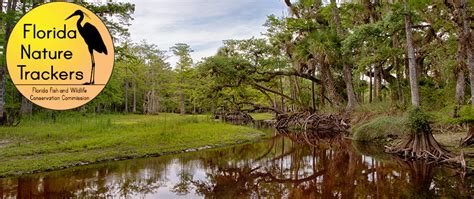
[252,83,296,102]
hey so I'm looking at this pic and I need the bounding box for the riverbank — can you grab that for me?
[0,113,268,177]
[348,102,474,167]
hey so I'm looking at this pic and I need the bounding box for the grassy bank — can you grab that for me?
[349,103,474,167]
[352,116,407,142]
[250,113,274,120]
[0,113,267,177]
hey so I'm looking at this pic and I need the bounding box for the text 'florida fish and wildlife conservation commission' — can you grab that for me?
[6,2,114,110]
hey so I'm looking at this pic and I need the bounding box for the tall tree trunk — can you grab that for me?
[144,65,160,115]
[404,57,410,79]
[179,64,185,115]
[359,75,364,103]
[404,0,420,107]
[179,91,185,115]
[461,0,474,145]
[132,73,136,113]
[5,0,16,35]
[294,76,301,110]
[369,66,373,103]
[0,0,18,124]
[374,64,379,101]
[455,71,465,105]
[344,63,358,108]
[124,71,128,113]
[152,67,159,114]
[280,76,286,113]
[320,82,326,107]
[393,34,404,104]
[392,35,401,102]
[331,0,358,109]
[320,55,342,107]
[290,76,298,111]
[311,81,316,113]
[454,4,466,110]
[377,65,383,102]
[273,93,278,112]
[1,1,6,123]
[20,96,32,116]
[461,0,474,106]
[289,76,295,112]
[154,72,160,113]
[455,35,466,112]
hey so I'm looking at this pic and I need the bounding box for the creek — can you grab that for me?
[0,125,472,198]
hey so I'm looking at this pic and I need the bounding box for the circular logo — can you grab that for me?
[6,2,114,110]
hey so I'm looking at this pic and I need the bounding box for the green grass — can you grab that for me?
[353,116,407,142]
[0,113,267,177]
[250,113,274,120]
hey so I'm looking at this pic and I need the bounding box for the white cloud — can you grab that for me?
[121,0,285,66]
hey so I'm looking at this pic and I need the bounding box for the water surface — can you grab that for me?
[0,131,473,198]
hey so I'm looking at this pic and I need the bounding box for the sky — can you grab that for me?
[123,0,286,66]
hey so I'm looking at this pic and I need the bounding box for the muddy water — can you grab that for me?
[0,132,473,198]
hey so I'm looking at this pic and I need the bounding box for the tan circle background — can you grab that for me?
[6,2,114,110]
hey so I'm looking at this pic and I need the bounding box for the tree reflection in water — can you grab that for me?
[0,130,473,198]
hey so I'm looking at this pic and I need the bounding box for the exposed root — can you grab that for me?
[275,112,349,133]
[460,134,474,147]
[216,111,254,124]
[385,131,466,168]
[460,124,474,147]
[275,112,308,130]
[441,150,466,169]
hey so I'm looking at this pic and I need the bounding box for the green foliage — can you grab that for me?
[419,80,453,111]
[406,107,433,134]
[84,40,175,113]
[83,2,135,40]
[250,113,274,120]
[196,38,292,111]
[354,101,395,114]
[1,0,468,122]
[451,106,474,124]
[171,43,193,70]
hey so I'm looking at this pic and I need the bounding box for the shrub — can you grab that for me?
[353,116,407,141]
[457,105,474,123]
[406,107,433,134]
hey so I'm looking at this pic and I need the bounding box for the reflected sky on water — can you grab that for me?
[0,131,473,198]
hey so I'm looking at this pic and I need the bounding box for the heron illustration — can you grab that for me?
[66,10,108,85]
